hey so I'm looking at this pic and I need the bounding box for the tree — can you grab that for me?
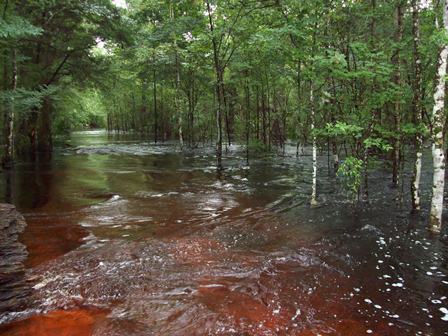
[429,0,448,233]
[411,0,423,212]
[0,0,42,166]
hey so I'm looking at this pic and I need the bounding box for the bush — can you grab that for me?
[337,156,363,199]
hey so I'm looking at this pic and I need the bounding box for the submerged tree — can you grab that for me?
[1,0,447,231]
[411,0,423,212]
[429,0,448,233]
[0,0,42,166]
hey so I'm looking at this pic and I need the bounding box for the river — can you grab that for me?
[0,130,447,335]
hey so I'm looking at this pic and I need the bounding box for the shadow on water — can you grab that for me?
[0,130,447,335]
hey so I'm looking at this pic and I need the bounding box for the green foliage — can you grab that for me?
[0,16,42,39]
[53,88,106,134]
[320,122,363,139]
[401,123,429,138]
[248,139,269,154]
[0,0,442,165]
[363,137,393,152]
[337,156,363,199]
[0,86,55,114]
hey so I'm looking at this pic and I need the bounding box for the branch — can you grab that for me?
[45,50,74,86]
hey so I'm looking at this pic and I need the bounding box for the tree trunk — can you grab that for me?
[392,2,403,188]
[429,0,448,233]
[411,0,423,212]
[153,66,158,143]
[256,86,260,141]
[224,88,231,148]
[2,48,16,167]
[310,83,317,207]
[174,51,183,148]
[141,79,148,133]
[171,2,183,148]
[296,60,302,156]
[261,82,267,147]
[206,0,224,171]
[244,73,250,165]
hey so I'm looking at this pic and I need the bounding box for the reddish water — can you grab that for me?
[0,131,447,335]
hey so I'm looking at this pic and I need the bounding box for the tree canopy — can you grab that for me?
[1,0,448,229]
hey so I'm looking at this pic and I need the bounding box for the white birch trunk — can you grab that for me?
[413,150,423,209]
[430,0,448,232]
[310,84,317,207]
[411,0,423,211]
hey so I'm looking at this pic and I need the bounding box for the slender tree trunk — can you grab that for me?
[191,77,196,145]
[256,86,260,141]
[185,74,195,146]
[370,0,376,41]
[411,0,423,212]
[296,60,302,156]
[171,2,183,147]
[2,0,12,167]
[132,91,137,131]
[175,51,183,147]
[224,88,231,147]
[2,0,9,163]
[310,83,317,207]
[261,82,267,147]
[392,2,403,188]
[330,78,340,173]
[206,0,223,171]
[245,73,250,165]
[429,0,448,232]
[141,79,148,133]
[153,66,158,143]
[267,76,272,150]
[2,48,16,167]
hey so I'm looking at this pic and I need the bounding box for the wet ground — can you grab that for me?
[0,130,447,335]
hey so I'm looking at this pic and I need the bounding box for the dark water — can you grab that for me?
[0,130,447,335]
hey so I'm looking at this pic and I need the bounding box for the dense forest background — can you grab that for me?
[1,0,448,231]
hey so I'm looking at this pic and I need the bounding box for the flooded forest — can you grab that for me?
[1,0,448,335]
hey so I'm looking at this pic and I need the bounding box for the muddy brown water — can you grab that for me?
[0,130,447,335]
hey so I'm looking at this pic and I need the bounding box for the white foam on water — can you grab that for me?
[439,307,448,321]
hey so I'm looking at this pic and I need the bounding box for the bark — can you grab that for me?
[429,0,448,232]
[224,88,231,147]
[330,78,341,173]
[261,82,267,147]
[153,66,158,143]
[2,0,11,167]
[141,78,148,133]
[310,83,317,207]
[256,86,260,141]
[411,0,423,212]
[267,77,272,150]
[206,0,224,171]
[2,48,16,167]
[296,61,302,156]
[186,72,196,146]
[392,2,403,188]
[244,73,250,165]
[173,44,183,147]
